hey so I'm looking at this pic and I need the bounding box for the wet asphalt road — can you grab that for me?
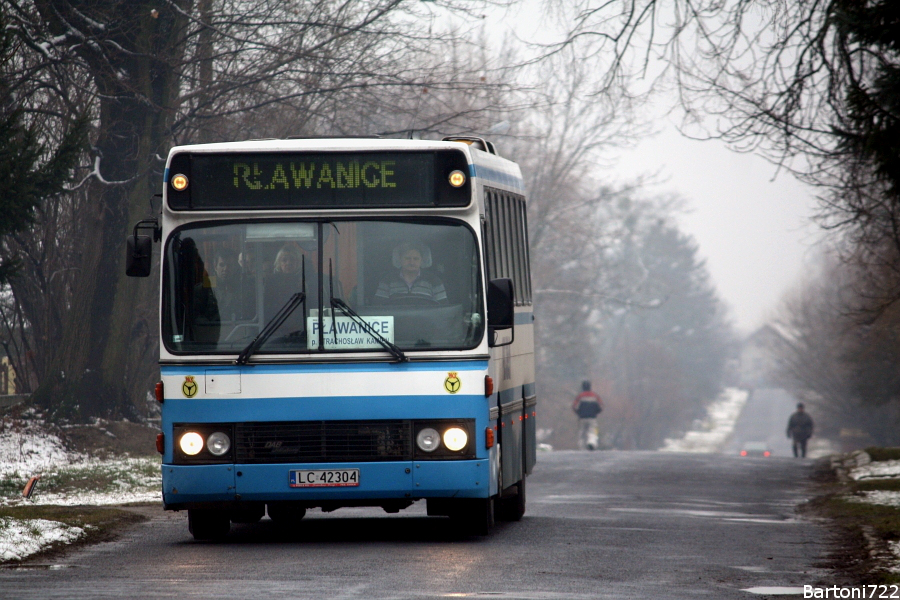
[1,450,837,599]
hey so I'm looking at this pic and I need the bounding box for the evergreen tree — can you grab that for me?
[833,0,900,201]
[0,15,86,284]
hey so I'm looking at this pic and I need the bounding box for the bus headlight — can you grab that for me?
[442,427,468,452]
[416,428,441,452]
[206,432,231,456]
[179,431,204,456]
[173,423,234,464]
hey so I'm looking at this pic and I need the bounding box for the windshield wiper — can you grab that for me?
[327,261,407,363]
[235,260,307,365]
[235,292,305,365]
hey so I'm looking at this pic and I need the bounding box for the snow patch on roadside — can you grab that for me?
[849,491,900,508]
[844,457,900,507]
[659,388,749,453]
[0,517,85,562]
[849,459,900,481]
[0,417,80,479]
[889,542,900,573]
[0,416,161,563]
[22,488,161,507]
[0,454,162,508]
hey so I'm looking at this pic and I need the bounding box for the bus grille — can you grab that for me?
[234,420,412,463]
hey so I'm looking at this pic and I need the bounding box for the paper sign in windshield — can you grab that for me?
[307,316,394,350]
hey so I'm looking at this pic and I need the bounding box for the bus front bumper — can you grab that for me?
[161,459,491,509]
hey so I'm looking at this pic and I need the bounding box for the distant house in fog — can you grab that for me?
[739,324,793,389]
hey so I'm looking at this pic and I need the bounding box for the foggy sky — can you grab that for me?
[614,124,822,335]
[485,2,824,336]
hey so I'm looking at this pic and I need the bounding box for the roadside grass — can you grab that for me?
[865,447,900,462]
[0,477,23,498]
[36,458,160,497]
[0,456,160,564]
[0,457,161,506]
[810,449,900,584]
[816,497,900,585]
[0,411,162,564]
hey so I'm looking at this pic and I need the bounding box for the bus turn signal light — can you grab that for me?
[155,381,164,403]
[485,375,493,397]
[156,433,164,454]
[171,173,188,191]
[485,426,495,449]
[448,170,466,188]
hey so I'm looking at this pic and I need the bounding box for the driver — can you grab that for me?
[373,242,448,305]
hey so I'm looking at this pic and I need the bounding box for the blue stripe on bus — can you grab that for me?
[164,459,491,505]
[163,167,169,183]
[161,360,488,376]
[470,165,524,191]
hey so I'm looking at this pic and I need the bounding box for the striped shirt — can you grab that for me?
[373,272,448,304]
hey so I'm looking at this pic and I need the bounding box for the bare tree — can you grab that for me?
[772,250,900,447]
[478,47,736,448]
[552,1,900,306]
[2,0,525,420]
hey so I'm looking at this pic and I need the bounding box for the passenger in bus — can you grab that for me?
[239,247,262,276]
[235,246,260,319]
[266,242,343,326]
[261,243,307,338]
[273,244,303,274]
[189,250,222,343]
[373,242,448,305]
[210,248,242,321]
[272,242,340,291]
[192,249,238,324]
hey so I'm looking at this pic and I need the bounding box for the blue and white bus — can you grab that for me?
[127,137,536,539]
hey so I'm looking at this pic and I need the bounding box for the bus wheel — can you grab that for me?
[188,509,231,540]
[496,476,526,522]
[450,497,494,536]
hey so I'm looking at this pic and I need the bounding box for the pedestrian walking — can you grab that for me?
[786,402,814,458]
[573,380,603,450]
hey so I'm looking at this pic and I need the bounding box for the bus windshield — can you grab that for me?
[162,219,485,356]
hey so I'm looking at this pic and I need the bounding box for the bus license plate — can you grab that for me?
[289,469,360,488]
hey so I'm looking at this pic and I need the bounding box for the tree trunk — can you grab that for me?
[31,0,188,420]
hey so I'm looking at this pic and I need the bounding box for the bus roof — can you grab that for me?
[169,137,470,155]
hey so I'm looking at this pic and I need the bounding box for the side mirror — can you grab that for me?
[125,218,161,278]
[126,235,153,277]
[487,277,514,347]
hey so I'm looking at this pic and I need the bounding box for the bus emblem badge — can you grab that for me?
[182,376,198,398]
[444,372,461,394]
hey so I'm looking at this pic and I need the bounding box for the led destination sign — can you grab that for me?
[166,150,471,210]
